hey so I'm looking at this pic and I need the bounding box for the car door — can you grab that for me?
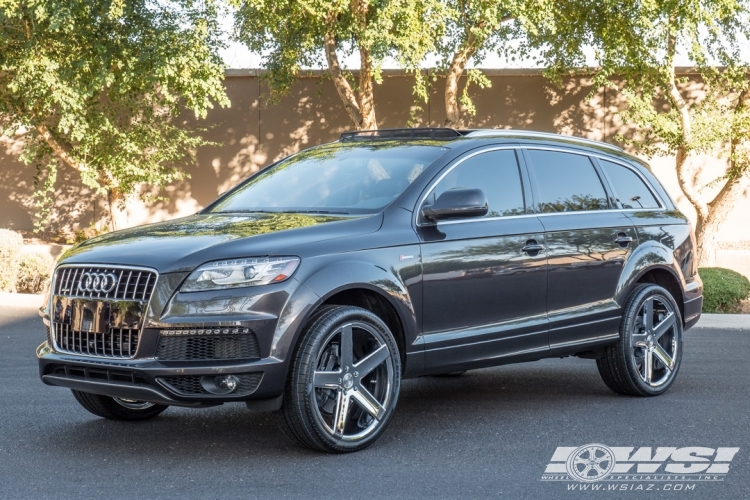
[417,147,549,372]
[522,148,638,352]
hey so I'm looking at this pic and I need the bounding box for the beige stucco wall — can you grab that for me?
[2,69,749,272]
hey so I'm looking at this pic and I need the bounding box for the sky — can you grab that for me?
[217,14,750,70]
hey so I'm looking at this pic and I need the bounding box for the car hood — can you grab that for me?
[59,212,383,273]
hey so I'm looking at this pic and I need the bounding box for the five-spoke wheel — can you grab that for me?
[278,305,401,452]
[597,284,683,396]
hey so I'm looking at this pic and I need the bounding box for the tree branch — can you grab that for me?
[35,124,87,174]
[666,26,708,220]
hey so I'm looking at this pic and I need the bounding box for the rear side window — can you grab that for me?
[526,150,609,213]
[600,160,660,209]
[428,149,525,217]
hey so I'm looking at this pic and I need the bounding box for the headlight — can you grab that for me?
[181,257,300,292]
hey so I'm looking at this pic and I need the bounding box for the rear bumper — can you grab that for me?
[683,277,703,330]
[37,341,288,408]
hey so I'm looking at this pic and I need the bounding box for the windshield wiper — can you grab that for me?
[214,209,350,215]
[279,210,350,215]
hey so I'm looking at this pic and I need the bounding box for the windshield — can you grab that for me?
[209,142,448,215]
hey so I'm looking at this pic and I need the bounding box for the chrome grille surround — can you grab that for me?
[53,266,157,301]
[50,264,158,359]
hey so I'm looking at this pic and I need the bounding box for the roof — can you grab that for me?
[338,127,624,154]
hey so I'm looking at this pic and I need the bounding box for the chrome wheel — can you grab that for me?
[630,294,679,387]
[278,305,401,452]
[113,398,157,410]
[597,283,683,396]
[311,321,394,441]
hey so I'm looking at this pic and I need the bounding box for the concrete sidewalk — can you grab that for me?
[1,292,748,329]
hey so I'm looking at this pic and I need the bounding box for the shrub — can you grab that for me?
[699,267,750,313]
[15,252,55,294]
[0,229,23,292]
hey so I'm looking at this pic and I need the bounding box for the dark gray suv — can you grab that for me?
[38,128,703,453]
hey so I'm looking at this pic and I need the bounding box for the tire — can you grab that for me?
[71,390,169,420]
[597,284,683,396]
[277,305,401,453]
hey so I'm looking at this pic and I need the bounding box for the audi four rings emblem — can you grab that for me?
[78,272,119,293]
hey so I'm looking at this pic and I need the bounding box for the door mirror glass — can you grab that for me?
[422,188,488,221]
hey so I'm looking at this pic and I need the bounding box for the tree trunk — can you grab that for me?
[323,13,363,129]
[444,34,478,128]
[357,45,377,130]
[694,178,748,268]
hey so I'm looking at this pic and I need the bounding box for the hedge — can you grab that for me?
[699,267,750,314]
[16,252,54,294]
[0,229,23,292]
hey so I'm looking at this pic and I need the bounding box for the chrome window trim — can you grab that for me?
[415,145,519,228]
[48,263,159,360]
[415,145,666,228]
[592,154,665,211]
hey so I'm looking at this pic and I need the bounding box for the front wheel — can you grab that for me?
[277,305,401,453]
[71,390,169,420]
[597,284,683,396]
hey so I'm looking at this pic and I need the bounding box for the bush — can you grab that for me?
[0,229,23,292]
[699,267,750,313]
[15,252,54,294]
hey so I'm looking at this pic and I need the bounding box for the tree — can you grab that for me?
[232,0,446,130]
[0,0,229,230]
[436,0,518,127]
[526,0,750,267]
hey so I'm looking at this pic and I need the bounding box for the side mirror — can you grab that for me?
[422,188,488,221]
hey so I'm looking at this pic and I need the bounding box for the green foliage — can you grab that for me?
[231,0,446,116]
[0,0,230,229]
[699,267,750,313]
[523,0,750,156]
[15,252,54,294]
[0,229,23,292]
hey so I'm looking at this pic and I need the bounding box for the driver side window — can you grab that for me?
[426,149,525,218]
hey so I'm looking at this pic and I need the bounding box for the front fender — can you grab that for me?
[271,249,422,364]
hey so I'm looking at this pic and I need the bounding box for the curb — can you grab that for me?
[0,292,44,309]
[693,314,749,330]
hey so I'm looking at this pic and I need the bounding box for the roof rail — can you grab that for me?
[339,128,464,141]
[465,129,624,152]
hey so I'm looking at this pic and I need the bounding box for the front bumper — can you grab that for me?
[37,341,288,407]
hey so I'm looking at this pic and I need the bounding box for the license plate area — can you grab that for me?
[52,296,145,333]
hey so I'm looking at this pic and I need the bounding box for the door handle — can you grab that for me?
[522,240,544,255]
[614,232,633,247]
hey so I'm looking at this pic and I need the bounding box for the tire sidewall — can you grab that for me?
[620,285,683,396]
[292,306,401,452]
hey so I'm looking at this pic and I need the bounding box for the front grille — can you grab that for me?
[54,266,157,301]
[158,373,263,396]
[157,328,261,361]
[54,323,139,358]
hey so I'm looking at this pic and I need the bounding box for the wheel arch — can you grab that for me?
[271,259,419,373]
[615,240,688,323]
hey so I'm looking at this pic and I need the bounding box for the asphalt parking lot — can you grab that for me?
[1,300,748,499]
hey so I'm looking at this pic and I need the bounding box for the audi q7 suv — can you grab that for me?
[38,128,703,453]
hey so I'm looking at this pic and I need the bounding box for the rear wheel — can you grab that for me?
[277,305,401,453]
[71,390,169,420]
[597,284,683,396]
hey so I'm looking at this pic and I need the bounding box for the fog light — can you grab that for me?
[217,374,239,392]
[200,374,240,395]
